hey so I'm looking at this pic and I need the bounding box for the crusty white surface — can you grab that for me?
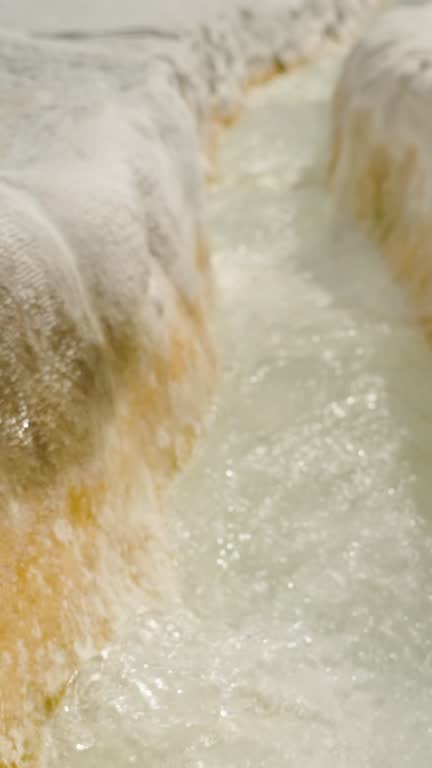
[0,0,382,492]
[331,3,432,205]
[330,4,432,321]
[0,2,383,764]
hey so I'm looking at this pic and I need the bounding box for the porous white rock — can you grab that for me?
[329,3,432,328]
[0,1,382,764]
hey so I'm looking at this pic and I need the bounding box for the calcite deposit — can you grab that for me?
[0,1,381,763]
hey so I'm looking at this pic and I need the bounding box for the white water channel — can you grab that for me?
[43,47,432,767]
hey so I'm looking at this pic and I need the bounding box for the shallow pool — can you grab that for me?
[44,51,432,768]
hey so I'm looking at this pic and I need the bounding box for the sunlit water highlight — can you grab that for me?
[44,51,432,767]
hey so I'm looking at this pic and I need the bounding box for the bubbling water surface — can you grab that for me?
[44,53,432,767]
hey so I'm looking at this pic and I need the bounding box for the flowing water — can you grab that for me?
[43,50,432,767]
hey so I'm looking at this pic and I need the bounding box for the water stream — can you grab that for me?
[44,48,432,768]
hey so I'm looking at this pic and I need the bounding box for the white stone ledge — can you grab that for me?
[330,3,432,326]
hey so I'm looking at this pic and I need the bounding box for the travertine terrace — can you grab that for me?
[330,4,432,330]
[0,1,382,763]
